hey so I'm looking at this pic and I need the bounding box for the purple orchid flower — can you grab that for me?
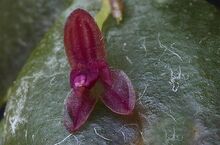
[63,8,136,132]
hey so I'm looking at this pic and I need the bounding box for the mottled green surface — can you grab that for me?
[0,0,71,105]
[0,120,3,144]
[2,0,220,144]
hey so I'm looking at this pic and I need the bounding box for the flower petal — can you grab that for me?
[98,61,112,86]
[64,90,97,132]
[100,69,136,115]
[64,9,106,68]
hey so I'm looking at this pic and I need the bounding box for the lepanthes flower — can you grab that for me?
[63,8,136,132]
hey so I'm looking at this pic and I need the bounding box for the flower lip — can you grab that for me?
[70,67,100,90]
[73,74,86,87]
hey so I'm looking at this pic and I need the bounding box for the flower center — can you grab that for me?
[74,75,86,87]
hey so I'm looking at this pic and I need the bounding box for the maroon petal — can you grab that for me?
[98,61,112,86]
[100,69,136,115]
[64,90,97,132]
[64,9,106,69]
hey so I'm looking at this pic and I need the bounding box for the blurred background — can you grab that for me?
[0,0,72,120]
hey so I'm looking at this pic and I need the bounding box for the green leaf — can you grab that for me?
[95,0,111,30]
[2,0,220,144]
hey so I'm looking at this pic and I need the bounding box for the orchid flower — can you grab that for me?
[63,9,136,132]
